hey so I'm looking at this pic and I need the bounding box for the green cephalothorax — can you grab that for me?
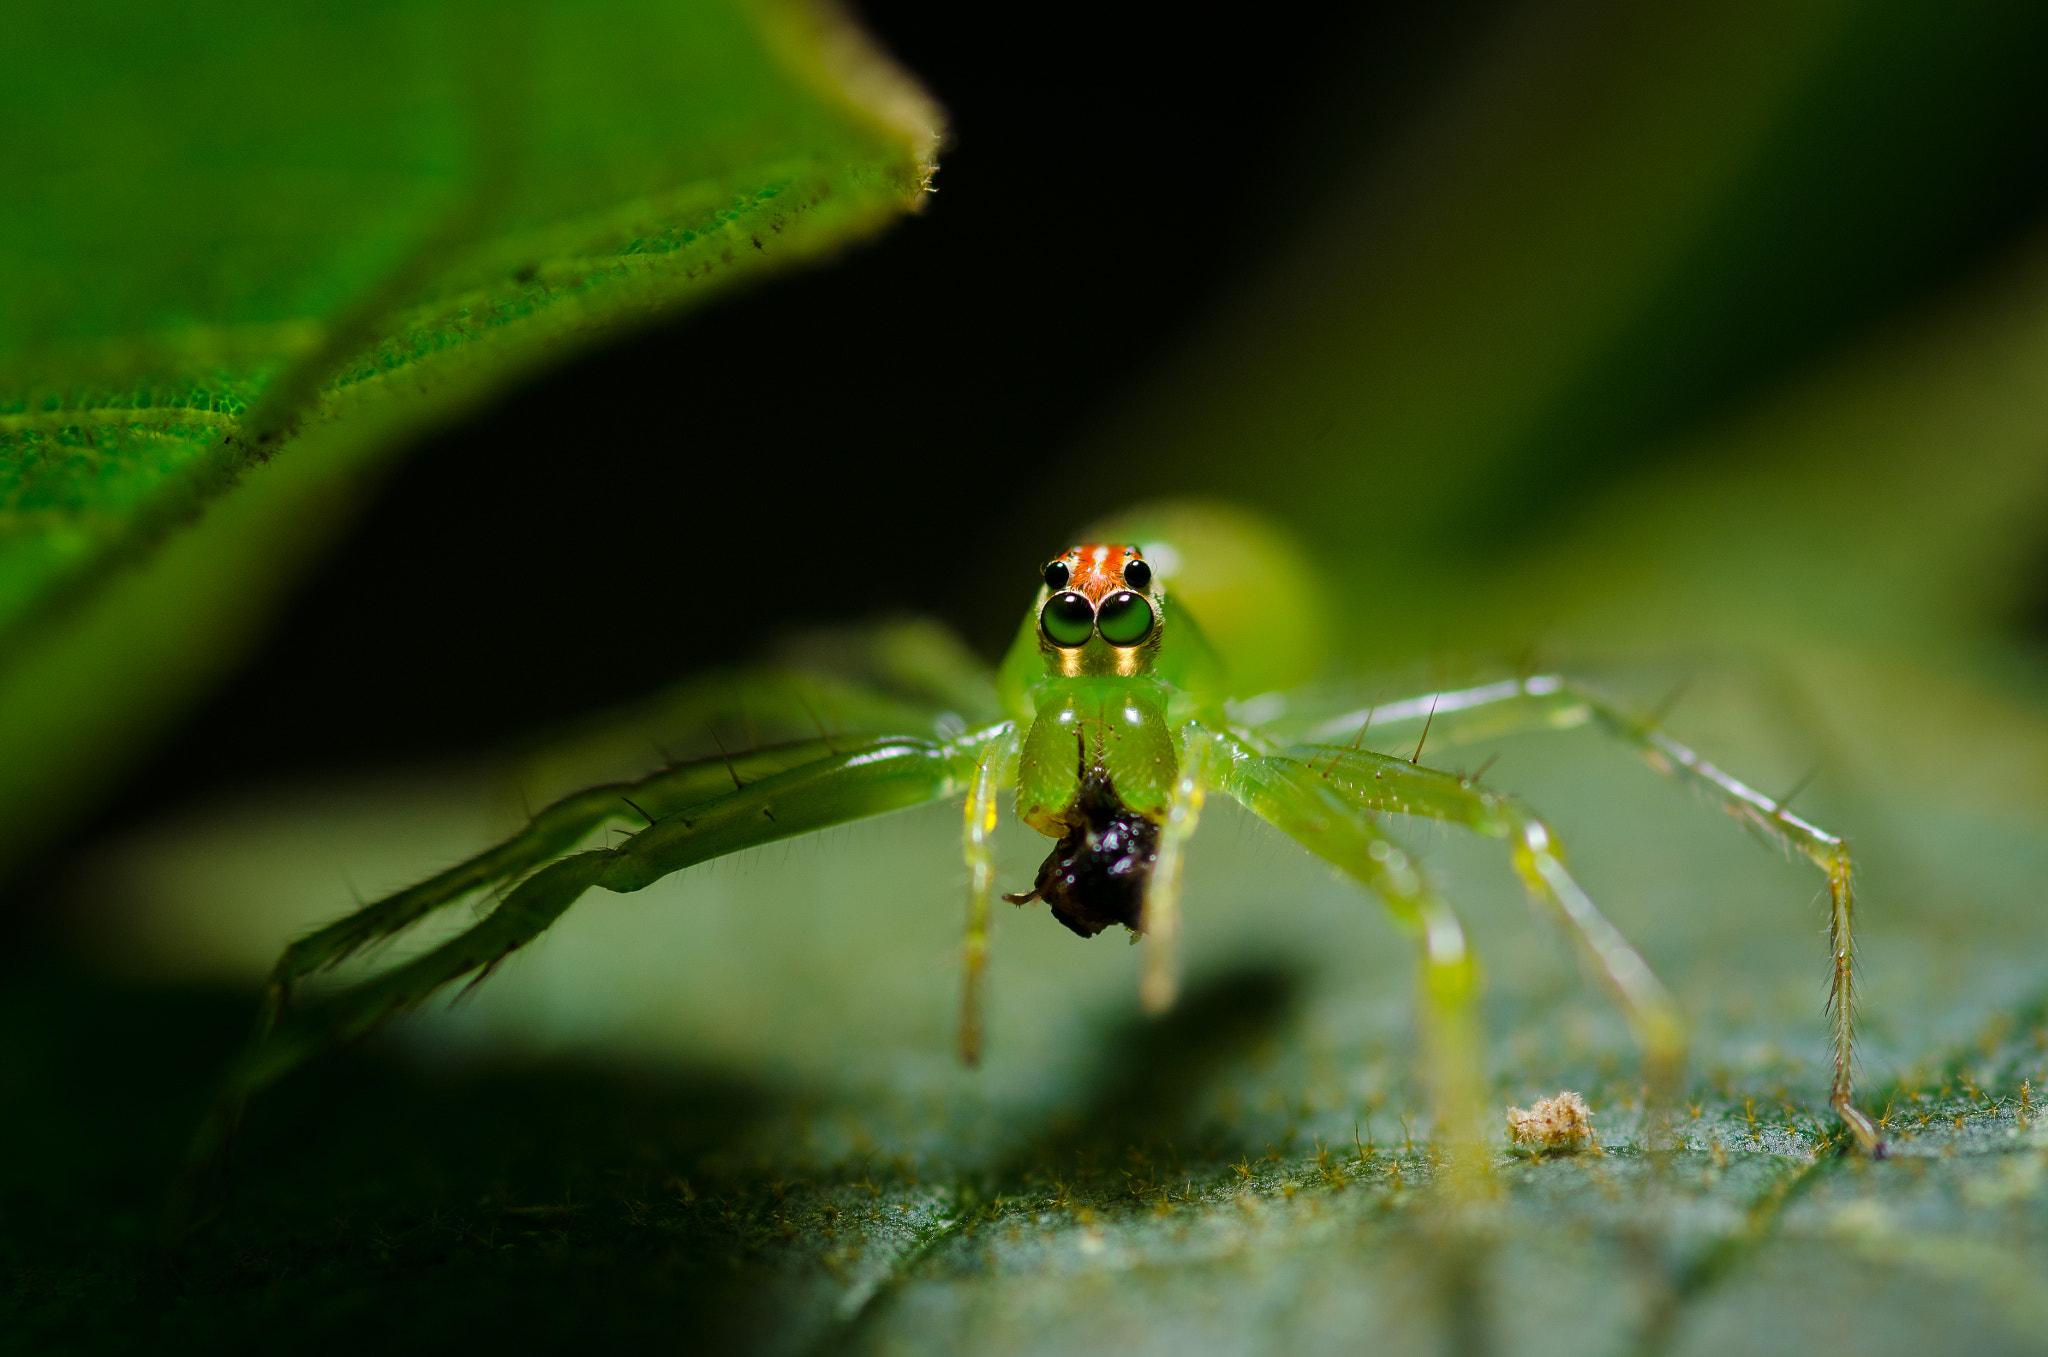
[188,500,1884,1222]
[1000,541,1183,938]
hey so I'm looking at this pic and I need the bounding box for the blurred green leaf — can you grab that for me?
[0,0,940,874]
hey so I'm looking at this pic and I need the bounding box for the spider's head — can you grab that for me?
[1037,543,1159,677]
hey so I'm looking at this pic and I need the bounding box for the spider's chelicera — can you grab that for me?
[186,508,1882,1210]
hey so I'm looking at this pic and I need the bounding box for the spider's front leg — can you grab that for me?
[281,737,974,1068]
[1209,731,1490,1168]
[183,732,989,1221]
[255,738,843,1033]
[1299,676,1881,1154]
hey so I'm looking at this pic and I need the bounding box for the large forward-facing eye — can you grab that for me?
[1096,590,1154,646]
[1040,591,1096,647]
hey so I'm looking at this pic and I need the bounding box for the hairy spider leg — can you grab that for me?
[257,650,977,1034]
[256,737,846,1032]
[302,737,977,1071]
[1298,745,1686,1105]
[185,731,996,1217]
[1210,731,1488,1167]
[1299,675,1879,1154]
[1139,725,1218,1014]
[958,724,1022,1065]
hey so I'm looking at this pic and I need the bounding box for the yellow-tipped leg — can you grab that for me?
[1822,846,1880,1153]
[1508,818,1686,1142]
[1296,743,1685,1136]
[1412,891,1488,1177]
[1214,733,1490,1171]
[1140,726,1215,1014]
[958,727,1021,1066]
[1596,691,1879,1153]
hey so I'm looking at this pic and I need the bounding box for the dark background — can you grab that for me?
[31,0,2048,893]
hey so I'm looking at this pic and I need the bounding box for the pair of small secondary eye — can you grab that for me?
[1040,589,1154,648]
[1041,554,1151,592]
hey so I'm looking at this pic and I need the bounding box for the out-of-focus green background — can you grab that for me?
[8,1,2048,1354]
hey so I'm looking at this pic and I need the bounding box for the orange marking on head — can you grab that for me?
[1059,543,1147,602]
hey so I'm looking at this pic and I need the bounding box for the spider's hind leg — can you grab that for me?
[1294,675,1880,1155]
[1568,685,1876,1153]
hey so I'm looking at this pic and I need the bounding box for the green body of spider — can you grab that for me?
[189,502,1879,1207]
